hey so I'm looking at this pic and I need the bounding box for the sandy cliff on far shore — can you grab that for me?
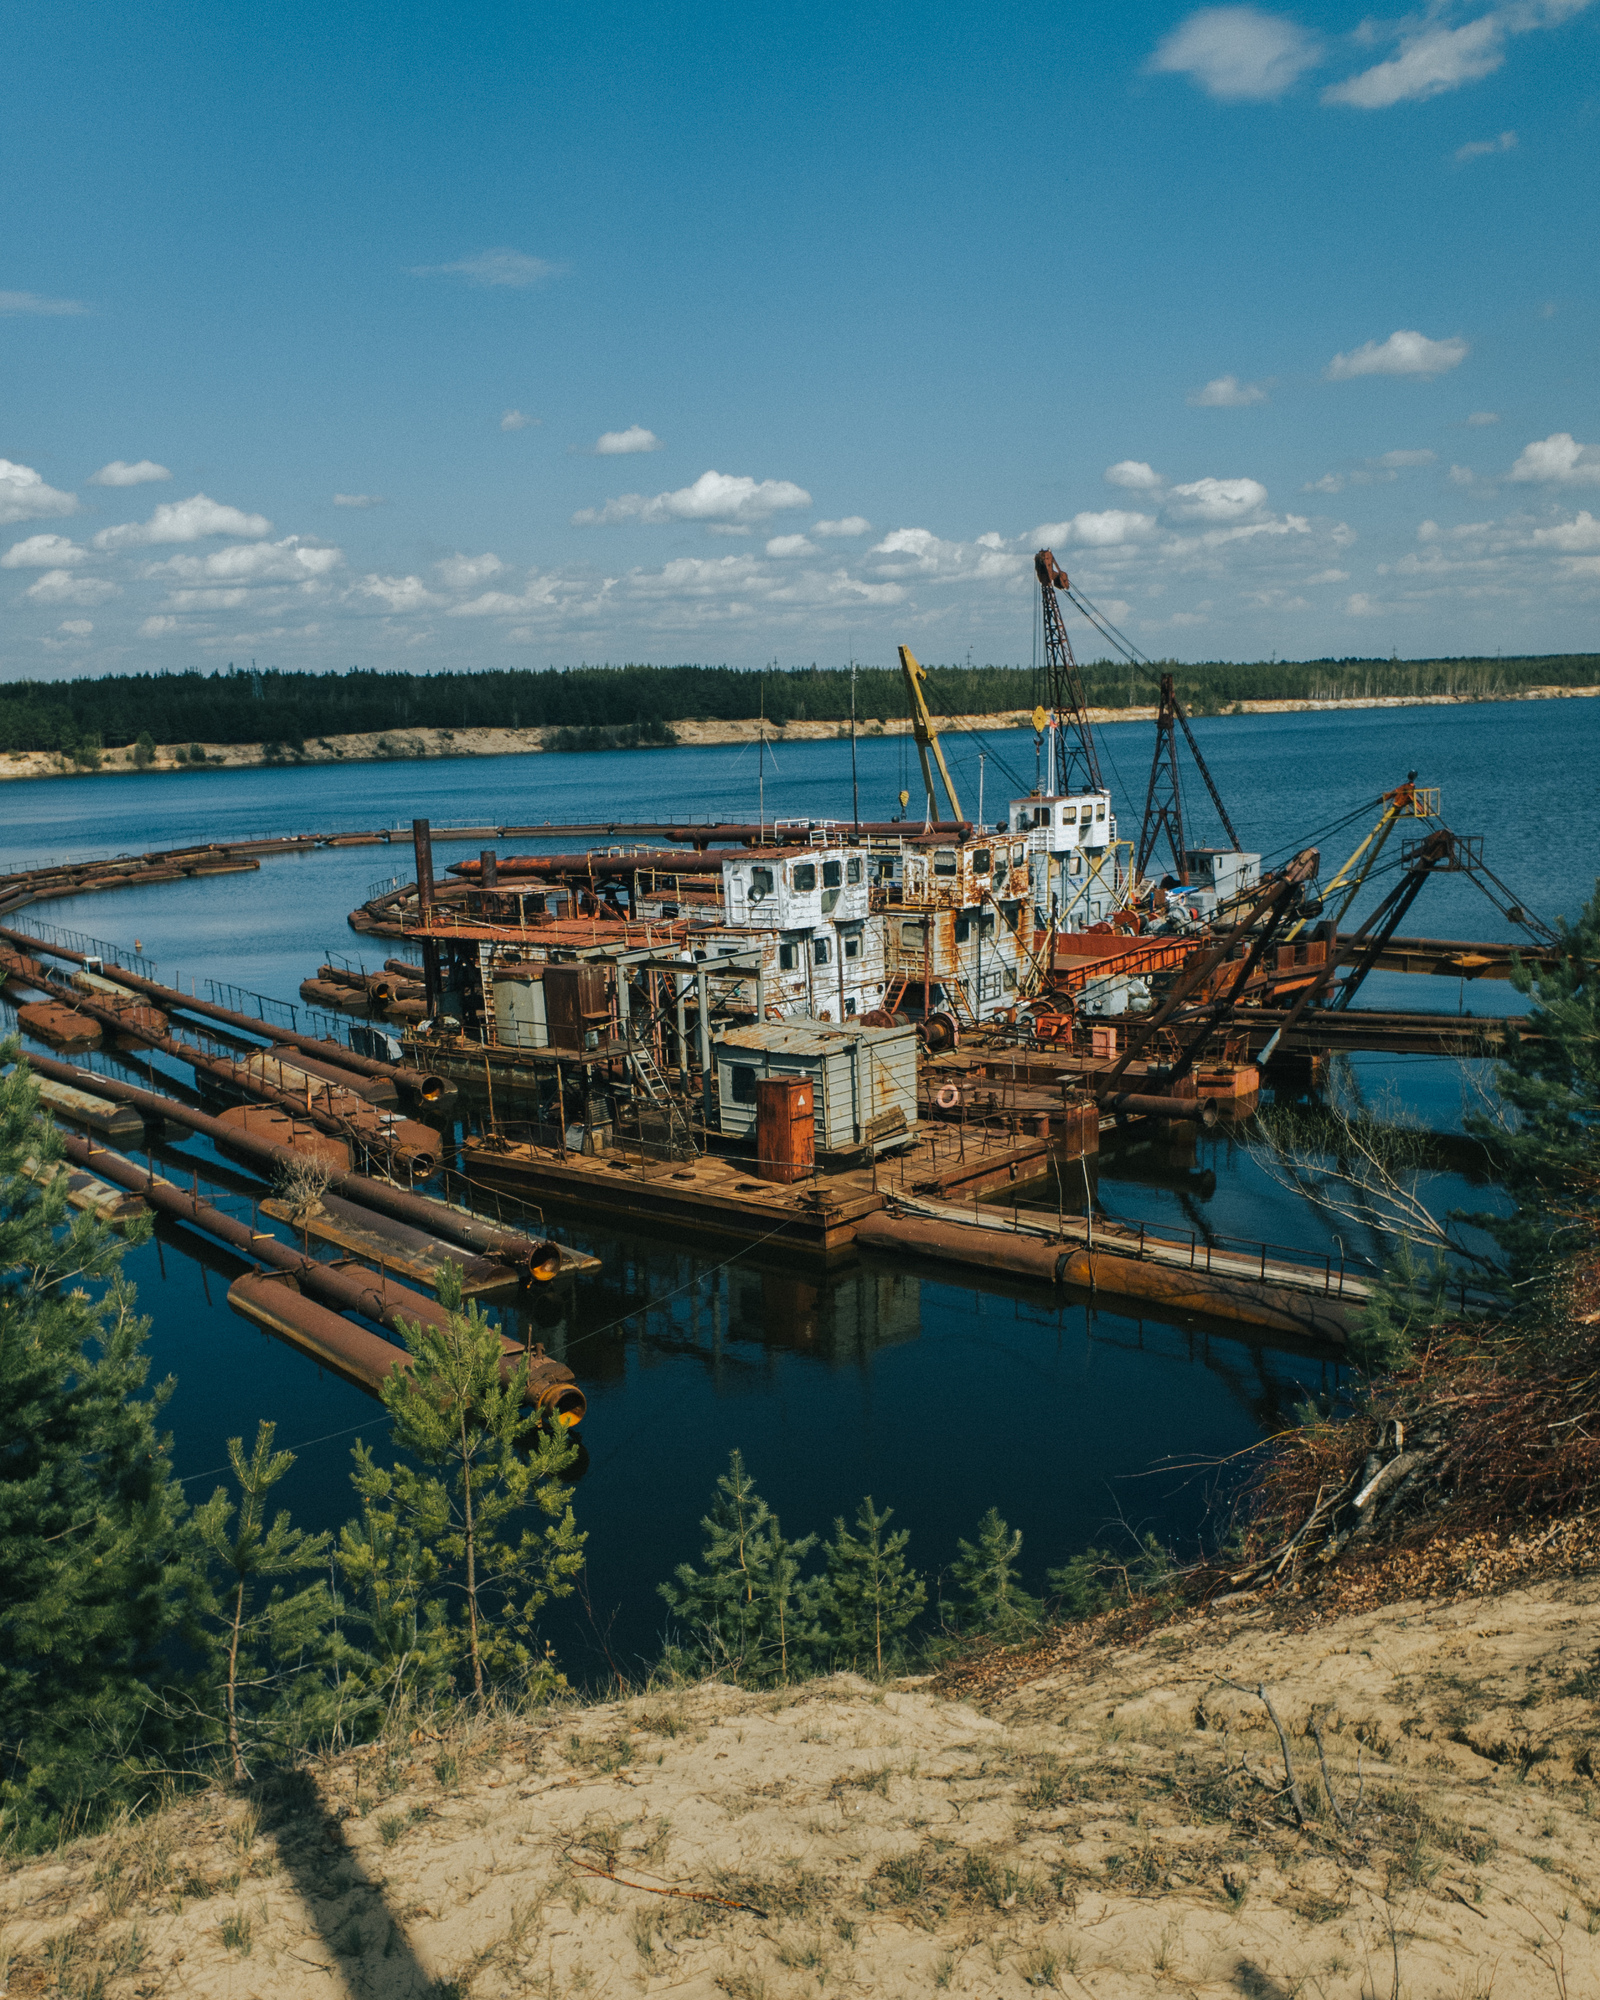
[1,684,1595,783]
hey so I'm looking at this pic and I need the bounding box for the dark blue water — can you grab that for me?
[1,697,1591,1677]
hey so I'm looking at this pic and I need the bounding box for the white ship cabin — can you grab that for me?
[1008,789,1128,932]
[1161,847,1263,924]
[715,842,881,1021]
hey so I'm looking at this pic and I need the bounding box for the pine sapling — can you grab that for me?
[194,1421,331,1783]
[375,1263,584,1700]
[946,1506,1041,1637]
[817,1496,925,1674]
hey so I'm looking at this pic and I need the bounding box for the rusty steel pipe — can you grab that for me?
[0,960,440,1177]
[0,924,451,1111]
[855,1213,1349,1342]
[22,1051,555,1274]
[58,1131,584,1419]
[1097,1091,1219,1127]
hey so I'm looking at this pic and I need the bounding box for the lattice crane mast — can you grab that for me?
[1034,550,1103,795]
[1137,674,1242,885]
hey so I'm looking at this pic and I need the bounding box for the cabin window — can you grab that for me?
[846,856,862,884]
[955,915,969,943]
[844,934,861,959]
[792,863,817,892]
[1000,899,1022,929]
[972,848,990,874]
[749,867,773,899]
[730,1064,758,1104]
[813,936,831,965]
[822,859,842,888]
[901,920,926,949]
[1061,806,1077,824]
[1033,806,1049,827]
[844,996,857,1016]
[778,942,798,970]
[1002,968,1017,992]
[933,848,957,876]
[1095,801,1107,820]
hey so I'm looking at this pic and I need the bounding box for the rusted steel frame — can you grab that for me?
[21,1051,550,1271]
[1099,851,1318,1094]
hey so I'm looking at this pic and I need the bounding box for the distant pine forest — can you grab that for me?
[0,655,1594,757]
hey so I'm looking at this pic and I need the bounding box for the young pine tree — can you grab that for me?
[193,1422,331,1782]
[369,1264,584,1700]
[659,1449,817,1683]
[1466,881,1600,1290]
[944,1507,1041,1638]
[0,1040,203,1847]
[814,1496,925,1675]
[335,1438,455,1713]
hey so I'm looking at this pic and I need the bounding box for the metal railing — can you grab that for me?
[6,913,158,980]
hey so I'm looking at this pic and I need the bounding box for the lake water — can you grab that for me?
[1,697,1592,1677]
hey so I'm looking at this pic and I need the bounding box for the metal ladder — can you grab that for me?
[627,1038,698,1154]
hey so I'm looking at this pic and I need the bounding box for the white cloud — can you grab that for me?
[0,459,79,527]
[1165,475,1269,521]
[1325,15,1504,107]
[1449,464,1476,485]
[1509,432,1600,485]
[436,552,505,587]
[1468,411,1500,426]
[2,533,87,568]
[1455,128,1517,163]
[1147,7,1323,99]
[866,528,1026,586]
[501,409,536,432]
[1532,510,1600,551]
[146,536,341,586]
[94,493,272,549]
[0,290,88,316]
[1373,448,1437,469]
[88,459,171,487]
[140,615,182,637]
[333,492,384,508]
[765,534,816,557]
[813,516,872,538]
[593,425,661,455]
[573,469,812,528]
[163,587,251,611]
[349,573,442,612]
[1304,472,1346,494]
[21,569,119,606]
[56,619,93,637]
[1033,510,1157,547]
[1326,330,1469,379]
[410,248,560,288]
[1345,592,1380,615]
[1105,459,1164,491]
[1305,568,1350,583]
[1188,373,1269,407]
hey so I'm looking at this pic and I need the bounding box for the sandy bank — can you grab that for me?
[1,684,1594,783]
[6,1560,1598,1997]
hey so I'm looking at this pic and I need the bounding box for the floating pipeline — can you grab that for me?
[57,1130,585,1421]
[0,925,452,1116]
[854,1212,1351,1343]
[0,952,443,1177]
[21,1051,560,1278]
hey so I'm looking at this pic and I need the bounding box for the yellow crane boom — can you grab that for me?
[896,644,964,824]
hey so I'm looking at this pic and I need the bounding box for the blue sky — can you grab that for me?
[2,1,1596,680]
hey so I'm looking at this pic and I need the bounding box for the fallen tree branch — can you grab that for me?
[565,1853,771,1919]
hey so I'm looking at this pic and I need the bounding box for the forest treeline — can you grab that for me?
[0,653,1595,756]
